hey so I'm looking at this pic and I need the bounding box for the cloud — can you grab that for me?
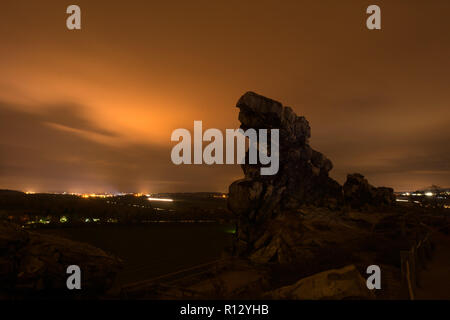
[0,100,241,193]
[1,1,449,192]
[39,103,119,138]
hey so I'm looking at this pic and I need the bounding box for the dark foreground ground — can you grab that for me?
[415,232,450,299]
[115,207,450,300]
[38,223,234,285]
[1,205,449,300]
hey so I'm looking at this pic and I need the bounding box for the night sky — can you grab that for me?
[0,0,449,193]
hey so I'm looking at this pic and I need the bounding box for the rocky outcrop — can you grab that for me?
[0,222,122,298]
[267,265,374,300]
[227,92,395,263]
[228,92,343,261]
[343,173,395,209]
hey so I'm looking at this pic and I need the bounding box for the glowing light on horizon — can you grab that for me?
[147,197,173,202]
[80,193,112,198]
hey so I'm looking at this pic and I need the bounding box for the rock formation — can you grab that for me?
[0,222,122,298]
[228,92,343,261]
[227,92,394,263]
[343,173,395,209]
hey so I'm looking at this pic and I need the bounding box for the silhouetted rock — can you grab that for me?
[343,173,395,209]
[228,92,343,261]
[227,92,398,263]
[0,222,122,297]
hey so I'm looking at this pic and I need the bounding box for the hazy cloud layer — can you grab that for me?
[0,101,240,192]
[0,0,449,192]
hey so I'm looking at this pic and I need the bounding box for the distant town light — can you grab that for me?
[80,193,111,198]
[39,218,50,224]
[147,197,173,202]
[425,192,433,197]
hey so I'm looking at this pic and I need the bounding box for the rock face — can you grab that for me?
[0,222,122,298]
[343,173,395,209]
[227,92,395,263]
[268,265,374,300]
[228,92,343,261]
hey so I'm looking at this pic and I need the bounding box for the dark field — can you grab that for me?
[38,223,235,285]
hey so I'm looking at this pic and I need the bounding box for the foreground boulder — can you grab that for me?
[344,173,395,209]
[268,265,374,300]
[0,222,122,298]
